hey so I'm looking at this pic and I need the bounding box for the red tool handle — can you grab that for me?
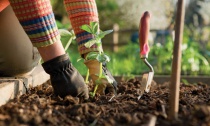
[139,11,151,58]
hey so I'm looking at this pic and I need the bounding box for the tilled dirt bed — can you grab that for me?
[0,79,210,126]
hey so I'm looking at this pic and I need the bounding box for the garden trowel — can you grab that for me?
[139,11,154,96]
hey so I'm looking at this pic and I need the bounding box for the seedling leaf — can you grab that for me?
[59,29,75,51]
[98,30,113,38]
[86,52,99,60]
[89,92,94,97]
[90,22,99,35]
[59,29,72,36]
[77,57,84,62]
[103,54,110,62]
[96,54,110,63]
[69,30,76,39]
[80,24,92,33]
[84,38,98,48]
[64,39,72,51]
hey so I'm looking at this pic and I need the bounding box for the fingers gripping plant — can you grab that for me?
[80,22,114,97]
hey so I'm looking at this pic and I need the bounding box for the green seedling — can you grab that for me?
[59,29,76,51]
[80,22,114,97]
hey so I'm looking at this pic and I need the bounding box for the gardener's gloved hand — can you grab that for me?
[84,59,117,95]
[42,54,89,99]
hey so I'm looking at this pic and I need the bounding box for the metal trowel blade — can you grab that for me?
[141,71,154,93]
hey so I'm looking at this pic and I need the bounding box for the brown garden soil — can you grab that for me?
[0,78,210,126]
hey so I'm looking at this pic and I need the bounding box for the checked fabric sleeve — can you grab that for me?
[64,0,102,55]
[9,0,60,47]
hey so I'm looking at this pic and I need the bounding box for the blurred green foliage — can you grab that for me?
[105,32,210,76]
[151,34,210,75]
[95,0,124,29]
[51,0,123,29]
[58,21,210,76]
[50,0,66,19]
[54,0,210,76]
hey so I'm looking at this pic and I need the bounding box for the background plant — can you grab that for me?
[104,32,210,76]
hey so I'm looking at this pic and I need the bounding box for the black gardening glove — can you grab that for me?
[42,54,89,99]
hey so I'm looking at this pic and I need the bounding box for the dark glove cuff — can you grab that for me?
[42,54,70,74]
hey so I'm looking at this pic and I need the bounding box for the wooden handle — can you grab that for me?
[139,11,151,58]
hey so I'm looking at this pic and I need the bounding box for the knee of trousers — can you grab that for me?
[0,47,41,77]
[0,5,41,76]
